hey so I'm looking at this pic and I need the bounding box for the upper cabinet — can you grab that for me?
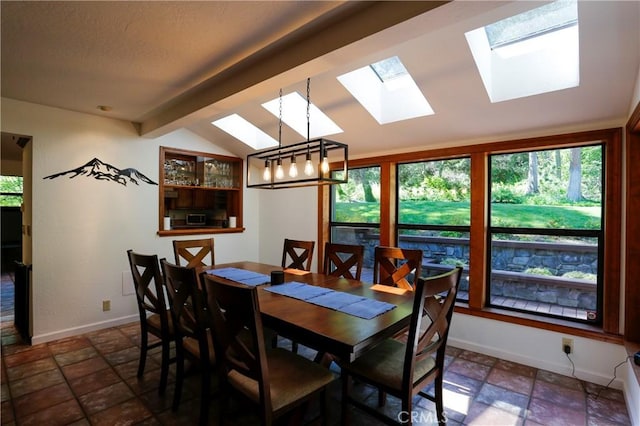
[158,146,243,236]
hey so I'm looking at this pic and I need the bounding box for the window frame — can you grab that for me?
[319,128,622,342]
[486,145,605,324]
[395,158,472,301]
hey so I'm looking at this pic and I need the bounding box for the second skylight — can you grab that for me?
[337,56,434,125]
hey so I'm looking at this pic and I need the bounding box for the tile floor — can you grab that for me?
[0,273,632,425]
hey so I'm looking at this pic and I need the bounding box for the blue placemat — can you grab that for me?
[206,267,270,287]
[262,282,331,300]
[264,282,395,320]
[309,291,366,310]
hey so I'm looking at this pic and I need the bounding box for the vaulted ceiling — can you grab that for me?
[2,1,639,160]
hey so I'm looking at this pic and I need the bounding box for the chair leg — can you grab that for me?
[137,331,148,378]
[291,341,299,354]
[158,338,170,395]
[402,397,413,426]
[200,363,210,425]
[435,374,445,425]
[321,388,328,426]
[172,346,184,411]
[378,390,386,407]
[341,372,351,425]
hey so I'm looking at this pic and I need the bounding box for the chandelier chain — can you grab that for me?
[306,78,311,141]
[278,88,283,149]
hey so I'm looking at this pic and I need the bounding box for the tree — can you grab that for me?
[526,152,539,194]
[348,168,378,202]
[567,147,583,202]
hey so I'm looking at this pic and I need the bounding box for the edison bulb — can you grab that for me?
[289,155,298,177]
[275,158,284,179]
[321,154,330,174]
[304,152,314,176]
[262,161,271,181]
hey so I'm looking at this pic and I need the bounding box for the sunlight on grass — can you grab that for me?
[335,201,600,229]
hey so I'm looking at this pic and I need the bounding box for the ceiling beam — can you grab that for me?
[137,1,449,138]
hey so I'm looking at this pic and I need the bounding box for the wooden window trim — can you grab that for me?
[625,102,640,343]
[319,128,623,340]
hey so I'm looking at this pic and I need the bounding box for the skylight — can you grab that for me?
[261,92,343,139]
[466,0,579,103]
[211,114,278,150]
[370,56,408,82]
[485,0,578,50]
[338,56,434,125]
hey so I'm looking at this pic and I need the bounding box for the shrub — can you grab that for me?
[562,271,597,282]
[440,258,467,267]
[524,267,554,276]
[491,183,524,204]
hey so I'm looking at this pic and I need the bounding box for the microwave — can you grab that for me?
[186,213,207,226]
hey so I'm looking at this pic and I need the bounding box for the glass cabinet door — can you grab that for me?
[159,147,243,235]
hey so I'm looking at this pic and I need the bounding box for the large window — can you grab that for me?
[488,146,603,323]
[397,159,471,301]
[330,166,381,282]
[321,128,621,336]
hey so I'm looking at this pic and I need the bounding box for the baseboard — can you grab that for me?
[30,314,138,345]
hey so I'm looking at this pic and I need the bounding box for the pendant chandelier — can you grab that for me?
[246,78,348,189]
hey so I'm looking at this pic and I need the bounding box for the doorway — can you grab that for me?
[1,131,33,342]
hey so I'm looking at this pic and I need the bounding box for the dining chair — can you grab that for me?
[173,238,215,268]
[323,242,364,280]
[281,238,315,271]
[160,259,216,425]
[373,246,423,290]
[341,266,462,426]
[126,249,174,395]
[204,274,335,426]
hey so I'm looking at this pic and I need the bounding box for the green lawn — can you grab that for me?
[334,201,601,229]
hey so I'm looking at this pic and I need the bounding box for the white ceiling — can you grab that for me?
[2,1,639,160]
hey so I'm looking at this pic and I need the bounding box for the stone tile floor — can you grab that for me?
[0,273,631,425]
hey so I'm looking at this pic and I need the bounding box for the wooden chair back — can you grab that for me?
[127,249,174,392]
[205,276,274,419]
[161,259,209,345]
[404,267,462,394]
[281,238,315,271]
[127,249,168,327]
[173,238,215,268]
[373,246,423,290]
[323,242,364,280]
[160,259,215,423]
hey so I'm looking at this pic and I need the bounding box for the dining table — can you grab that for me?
[202,261,415,362]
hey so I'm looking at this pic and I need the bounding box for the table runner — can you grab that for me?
[264,282,396,320]
[206,267,270,287]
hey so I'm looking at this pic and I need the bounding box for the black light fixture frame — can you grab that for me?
[246,77,348,189]
[246,138,348,189]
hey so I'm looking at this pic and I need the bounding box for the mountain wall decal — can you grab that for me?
[43,158,158,186]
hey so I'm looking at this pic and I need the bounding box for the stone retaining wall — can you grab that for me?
[333,227,598,310]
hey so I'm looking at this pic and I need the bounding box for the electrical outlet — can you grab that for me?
[562,337,573,354]
[102,300,111,312]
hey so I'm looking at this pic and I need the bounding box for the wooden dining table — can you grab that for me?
[203,261,415,362]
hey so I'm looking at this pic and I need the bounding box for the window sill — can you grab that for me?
[157,227,245,237]
[454,303,623,345]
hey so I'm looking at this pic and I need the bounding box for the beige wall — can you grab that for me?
[0,97,262,343]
